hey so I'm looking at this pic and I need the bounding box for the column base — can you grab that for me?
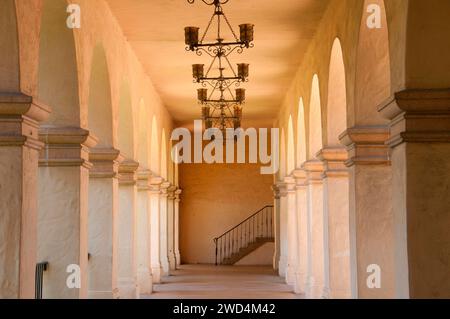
[175,252,181,268]
[161,258,170,276]
[138,267,153,295]
[286,265,296,286]
[88,288,120,299]
[168,254,177,271]
[278,256,287,278]
[294,271,306,295]
[152,266,162,284]
[118,278,139,299]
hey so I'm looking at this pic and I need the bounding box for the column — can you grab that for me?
[167,186,177,271]
[379,89,450,298]
[88,148,122,299]
[340,126,395,299]
[159,181,171,276]
[38,126,97,299]
[304,159,326,299]
[277,182,288,278]
[136,170,153,295]
[117,160,139,299]
[271,184,281,270]
[149,176,163,283]
[0,94,50,299]
[293,169,308,295]
[174,189,182,267]
[285,176,298,286]
[318,147,352,299]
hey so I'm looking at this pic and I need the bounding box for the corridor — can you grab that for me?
[145,266,301,300]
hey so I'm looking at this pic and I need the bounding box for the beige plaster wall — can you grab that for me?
[179,161,274,264]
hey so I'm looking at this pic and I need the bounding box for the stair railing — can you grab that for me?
[213,205,274,266]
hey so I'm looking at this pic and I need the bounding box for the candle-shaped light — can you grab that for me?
[235,88,246,103]
[185,27,200,48]
[237,63,249,80]
[198,88,208,103]
[192,64,204,82]
[239,24,254,45]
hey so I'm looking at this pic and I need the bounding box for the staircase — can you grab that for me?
[214,205,274,266]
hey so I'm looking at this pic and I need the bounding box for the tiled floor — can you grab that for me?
[143,265,302,299]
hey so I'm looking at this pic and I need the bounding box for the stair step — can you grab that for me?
[221,237,274,265]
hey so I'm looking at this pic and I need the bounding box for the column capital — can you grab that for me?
[136,169,152,191]
[284,176,296,193]
[149,175,164,194]
[118,159,139,185]
[317,147,349,178]
[303,159,325,185]
[271,184,281,199]
[378,89,450,147]
[175,188,182,202]
[276,181,288,197]
[339,126,390,167]
[0,94,51,151]
[160,181,171,197]
[292,169,307,188]
[89,147,122,179]
[39,126,98,169]
[167,185,177,200]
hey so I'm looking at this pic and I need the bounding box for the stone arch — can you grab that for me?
[309,75,323,159]
[353,0,390,126]
[326,38,347,146]
[88,44,113,147]
[0,0,20,92]
[138,99,149,168]
[118,82,134,159]
[279,128,286,180]
[38,0,80,126]
[150,116,160,174]
[287,115,295,175]
[160,129,168,181]
[296,98,307,167]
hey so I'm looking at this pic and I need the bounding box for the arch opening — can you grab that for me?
[309,75,323,159]
[38,0,80,126]
[0,0,20,92]
[118,83,134,159]
[296,98,307,167]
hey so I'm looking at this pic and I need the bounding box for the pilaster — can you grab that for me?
[379,89,450,298]
[149,176,163,283]
[271,184,281,271]
[159,181,171,276]
[88,148,122,299]
[37,125,97,299]
[174,188,182,267]
[0,94,50,299]
[277,182,288,278]
[284,176,298,286]
[339,126,395,299]
[167,185,178,271]
[117,159,139,299]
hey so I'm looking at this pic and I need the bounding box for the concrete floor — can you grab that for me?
[143,265,302,299]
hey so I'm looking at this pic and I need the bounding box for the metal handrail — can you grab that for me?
[213,205,274,265]
[213,205,273,241]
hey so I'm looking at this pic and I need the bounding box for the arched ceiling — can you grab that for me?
[106,0,330,126]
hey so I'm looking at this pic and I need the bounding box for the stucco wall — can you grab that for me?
[179,162,274,264]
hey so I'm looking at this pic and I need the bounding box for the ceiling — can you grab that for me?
[106,0,330,125]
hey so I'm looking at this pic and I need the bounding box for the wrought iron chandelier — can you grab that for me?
[184,0,254,131]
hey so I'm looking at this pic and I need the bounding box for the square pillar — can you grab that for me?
[271,185,281,270]
[380,89,450,298]
[159,181,171,276]
[149,176,163,283]
[174,189,182,267]
[88,148,122,299]
[284,176,298,286]
[304,160,326,299]
[318,147,352,299]
[117,160,139,299]
[136,170,153,295]
[293,169,308,295]
[340,126,396,299]
[167,186,177,271]
[38,126,97,299]
[0,94,50,299]
[277,182,288,278]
